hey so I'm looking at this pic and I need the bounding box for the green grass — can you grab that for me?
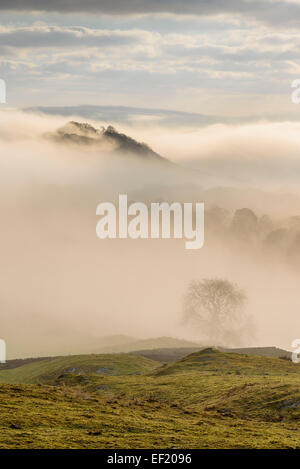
[0,349,300,448]
[0,353,160,384]
[131,346,290,364]
[153,347,298,376]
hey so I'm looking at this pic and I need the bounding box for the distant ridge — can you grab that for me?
[97,336,201,353]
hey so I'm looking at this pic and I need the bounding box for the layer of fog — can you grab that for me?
[1,109,300,357]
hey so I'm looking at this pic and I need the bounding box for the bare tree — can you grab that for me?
[183,278,247,346]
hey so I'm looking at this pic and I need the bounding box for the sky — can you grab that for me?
[1,0,300,121]
[2,2,300,354]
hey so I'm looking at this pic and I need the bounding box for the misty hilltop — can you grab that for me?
[47,121,169,164]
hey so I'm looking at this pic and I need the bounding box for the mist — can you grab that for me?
[1,108,300,358]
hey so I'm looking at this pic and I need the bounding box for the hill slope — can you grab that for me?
[0,349,300,448]
[48,121,170,164]
[153,348,296,376]
[130,345,291,363]
[0,354,160,384]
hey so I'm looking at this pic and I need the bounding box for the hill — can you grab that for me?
[153,348,295,376]
[219,346,291,359]
[130,347,203,363]
[0,354,160,385]
[0,349,300,448]
[130,345,291,363]
[97,337,201,353]
[47,121,170,164]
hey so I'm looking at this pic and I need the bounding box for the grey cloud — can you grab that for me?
[3,27,300,69]
[164,43,300,63]
[0,1,300,26]
[0,27,137,48]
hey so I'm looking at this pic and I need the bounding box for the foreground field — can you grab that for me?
[0,349,300,448]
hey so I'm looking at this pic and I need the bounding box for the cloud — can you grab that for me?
[0,25,145,48]
[1,24,299,102]
[1,1,300,27]
[4,24,296,65]
[1,9,299,115]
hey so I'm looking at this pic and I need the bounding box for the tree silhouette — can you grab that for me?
[183,278,247,345]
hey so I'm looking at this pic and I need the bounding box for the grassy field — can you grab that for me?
[0,348,300,448]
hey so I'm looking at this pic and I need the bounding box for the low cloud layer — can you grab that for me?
[0,109,300,357]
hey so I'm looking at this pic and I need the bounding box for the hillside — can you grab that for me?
[47,121,170,164]
[219,346,291,359]
[130,345,291,363]
[152,348,297,377]
[0,354,160,385]
[97,337,201,354]
[0,349,300,448]
[130,347,203,363]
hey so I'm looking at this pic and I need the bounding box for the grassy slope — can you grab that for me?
[0,354,160,384]
[131,347,202,363]
[131,346,290,364]
[153,348,294,376]
[1,349,300,448]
